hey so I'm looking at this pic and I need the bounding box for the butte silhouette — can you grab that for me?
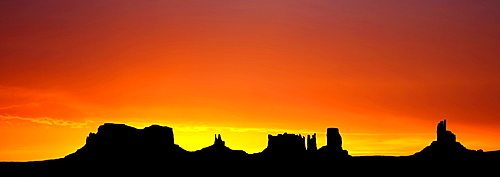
[1,120,499,175]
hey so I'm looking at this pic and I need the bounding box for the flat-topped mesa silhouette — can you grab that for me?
[262,133,306,155]
[194,134,247,157]
[65,123,187,161]
[317,128,350,157]
[413,120,479,158]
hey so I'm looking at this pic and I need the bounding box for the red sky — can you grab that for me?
[1,0,499,161]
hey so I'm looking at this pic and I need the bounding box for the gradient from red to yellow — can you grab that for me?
[1,1,499,161]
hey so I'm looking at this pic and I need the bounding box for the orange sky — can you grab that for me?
[1,1,499,161]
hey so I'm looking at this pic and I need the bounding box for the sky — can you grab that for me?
[1,0,499,161]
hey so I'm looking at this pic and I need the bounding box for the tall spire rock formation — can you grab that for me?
[317,128,350,157]
[436,120,456,142]
[414,120,479,157]
[327,128,342,148]
[195,134,246,157]
[214,134,225,146]
[307,133,317,151]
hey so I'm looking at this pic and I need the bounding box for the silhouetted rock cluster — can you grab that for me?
[60,120,488,162]
[194,134,246,157]
[214,134,224,146]
[262,133,306,155]
[2,119,500,174]
[260,128,350,158]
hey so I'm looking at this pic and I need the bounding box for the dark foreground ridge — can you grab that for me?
[2,120,500,174]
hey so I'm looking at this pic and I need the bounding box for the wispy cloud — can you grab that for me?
[0,102,41,110]
[0,115,92,128]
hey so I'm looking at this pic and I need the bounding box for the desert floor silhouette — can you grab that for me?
[1,119,499,174]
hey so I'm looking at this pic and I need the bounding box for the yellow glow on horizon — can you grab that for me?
[1,0,499,161]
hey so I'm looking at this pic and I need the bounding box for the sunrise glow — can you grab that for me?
[1,1,499,161]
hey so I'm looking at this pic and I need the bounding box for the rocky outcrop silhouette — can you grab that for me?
[437,120,456,142]
[307,133,317,151]
[317,128,350,157]
[194,134,247,157]
[2,121,500,174]
[262,133,306,155]
[327,128,342,147]
[65,123,187,161]
[413,120,479,157]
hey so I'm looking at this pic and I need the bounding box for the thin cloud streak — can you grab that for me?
[0,115,92,128]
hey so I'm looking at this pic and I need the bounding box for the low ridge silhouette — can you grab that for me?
[1,120,499,174]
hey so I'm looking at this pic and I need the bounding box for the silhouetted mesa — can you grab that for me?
[262,133,306,155]
[414,120,480,157]
[317,128,350,157]
[4,120,500,174]
[65,123,187,161]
